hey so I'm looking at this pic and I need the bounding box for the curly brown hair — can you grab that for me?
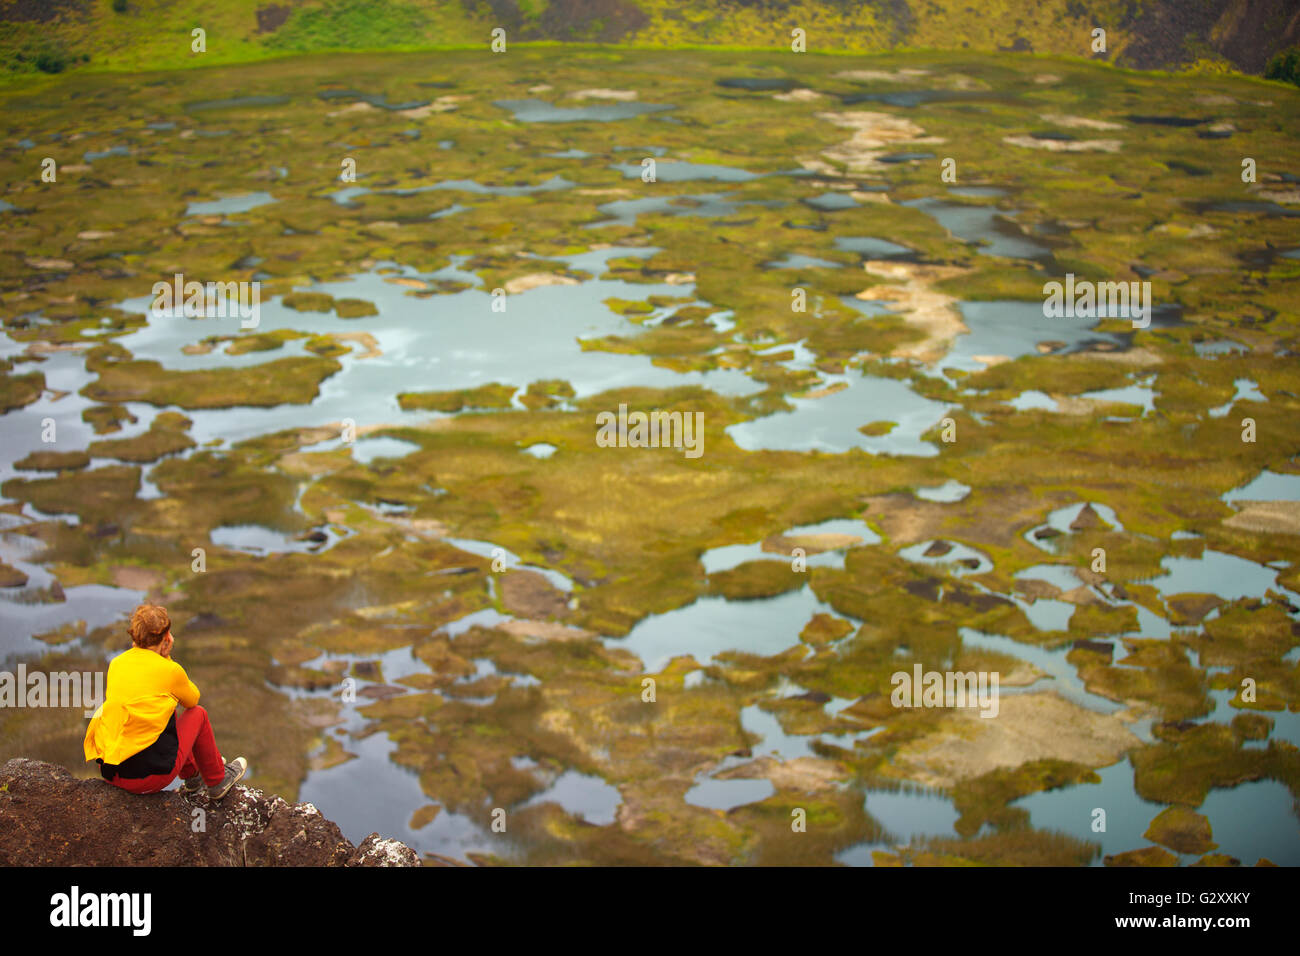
[128,604,171,648]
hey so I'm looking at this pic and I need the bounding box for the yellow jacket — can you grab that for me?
[84,647,200,766]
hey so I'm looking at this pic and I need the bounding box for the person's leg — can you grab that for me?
[110,772,174,795]
[174,705,225,786]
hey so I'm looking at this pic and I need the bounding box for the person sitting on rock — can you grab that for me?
[84,603,247,801]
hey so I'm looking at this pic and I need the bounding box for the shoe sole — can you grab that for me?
[207,759,247,801]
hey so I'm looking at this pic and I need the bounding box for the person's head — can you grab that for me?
[128,604,171,651]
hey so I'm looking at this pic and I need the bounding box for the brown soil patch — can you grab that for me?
[1224,500,1300,535]
[715,755,848,792]
[856,260,969,364]
[806,111,943,175]
[498,620,593,643]
[504,273,580,295]
[1003,135,1122,153]
[112,566,163,592]
[892,692,1141,789]
[499,569,571,620]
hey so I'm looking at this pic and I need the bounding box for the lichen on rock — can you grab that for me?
[0,758,419,867]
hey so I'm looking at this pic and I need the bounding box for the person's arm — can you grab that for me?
[170,661,200,708]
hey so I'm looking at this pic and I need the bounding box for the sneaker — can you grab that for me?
[180,773,204,795]
[206,757,247,801]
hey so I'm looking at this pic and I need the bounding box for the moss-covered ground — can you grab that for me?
[1,47,1298,865]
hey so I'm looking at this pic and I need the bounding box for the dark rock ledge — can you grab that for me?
[0,758,419,866]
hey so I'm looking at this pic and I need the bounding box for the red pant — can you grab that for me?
[109,705,225,795]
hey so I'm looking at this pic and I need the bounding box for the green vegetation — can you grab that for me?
[1264,46,1300,87]
[82,355,342,409]
[0,0,1294,77]
[0,369,43,412]
[0,40,1296,866]
[398,383,518,412]
[264,0,438,54]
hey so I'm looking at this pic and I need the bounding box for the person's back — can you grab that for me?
[87,646,198,772]
[85,604,247,800]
